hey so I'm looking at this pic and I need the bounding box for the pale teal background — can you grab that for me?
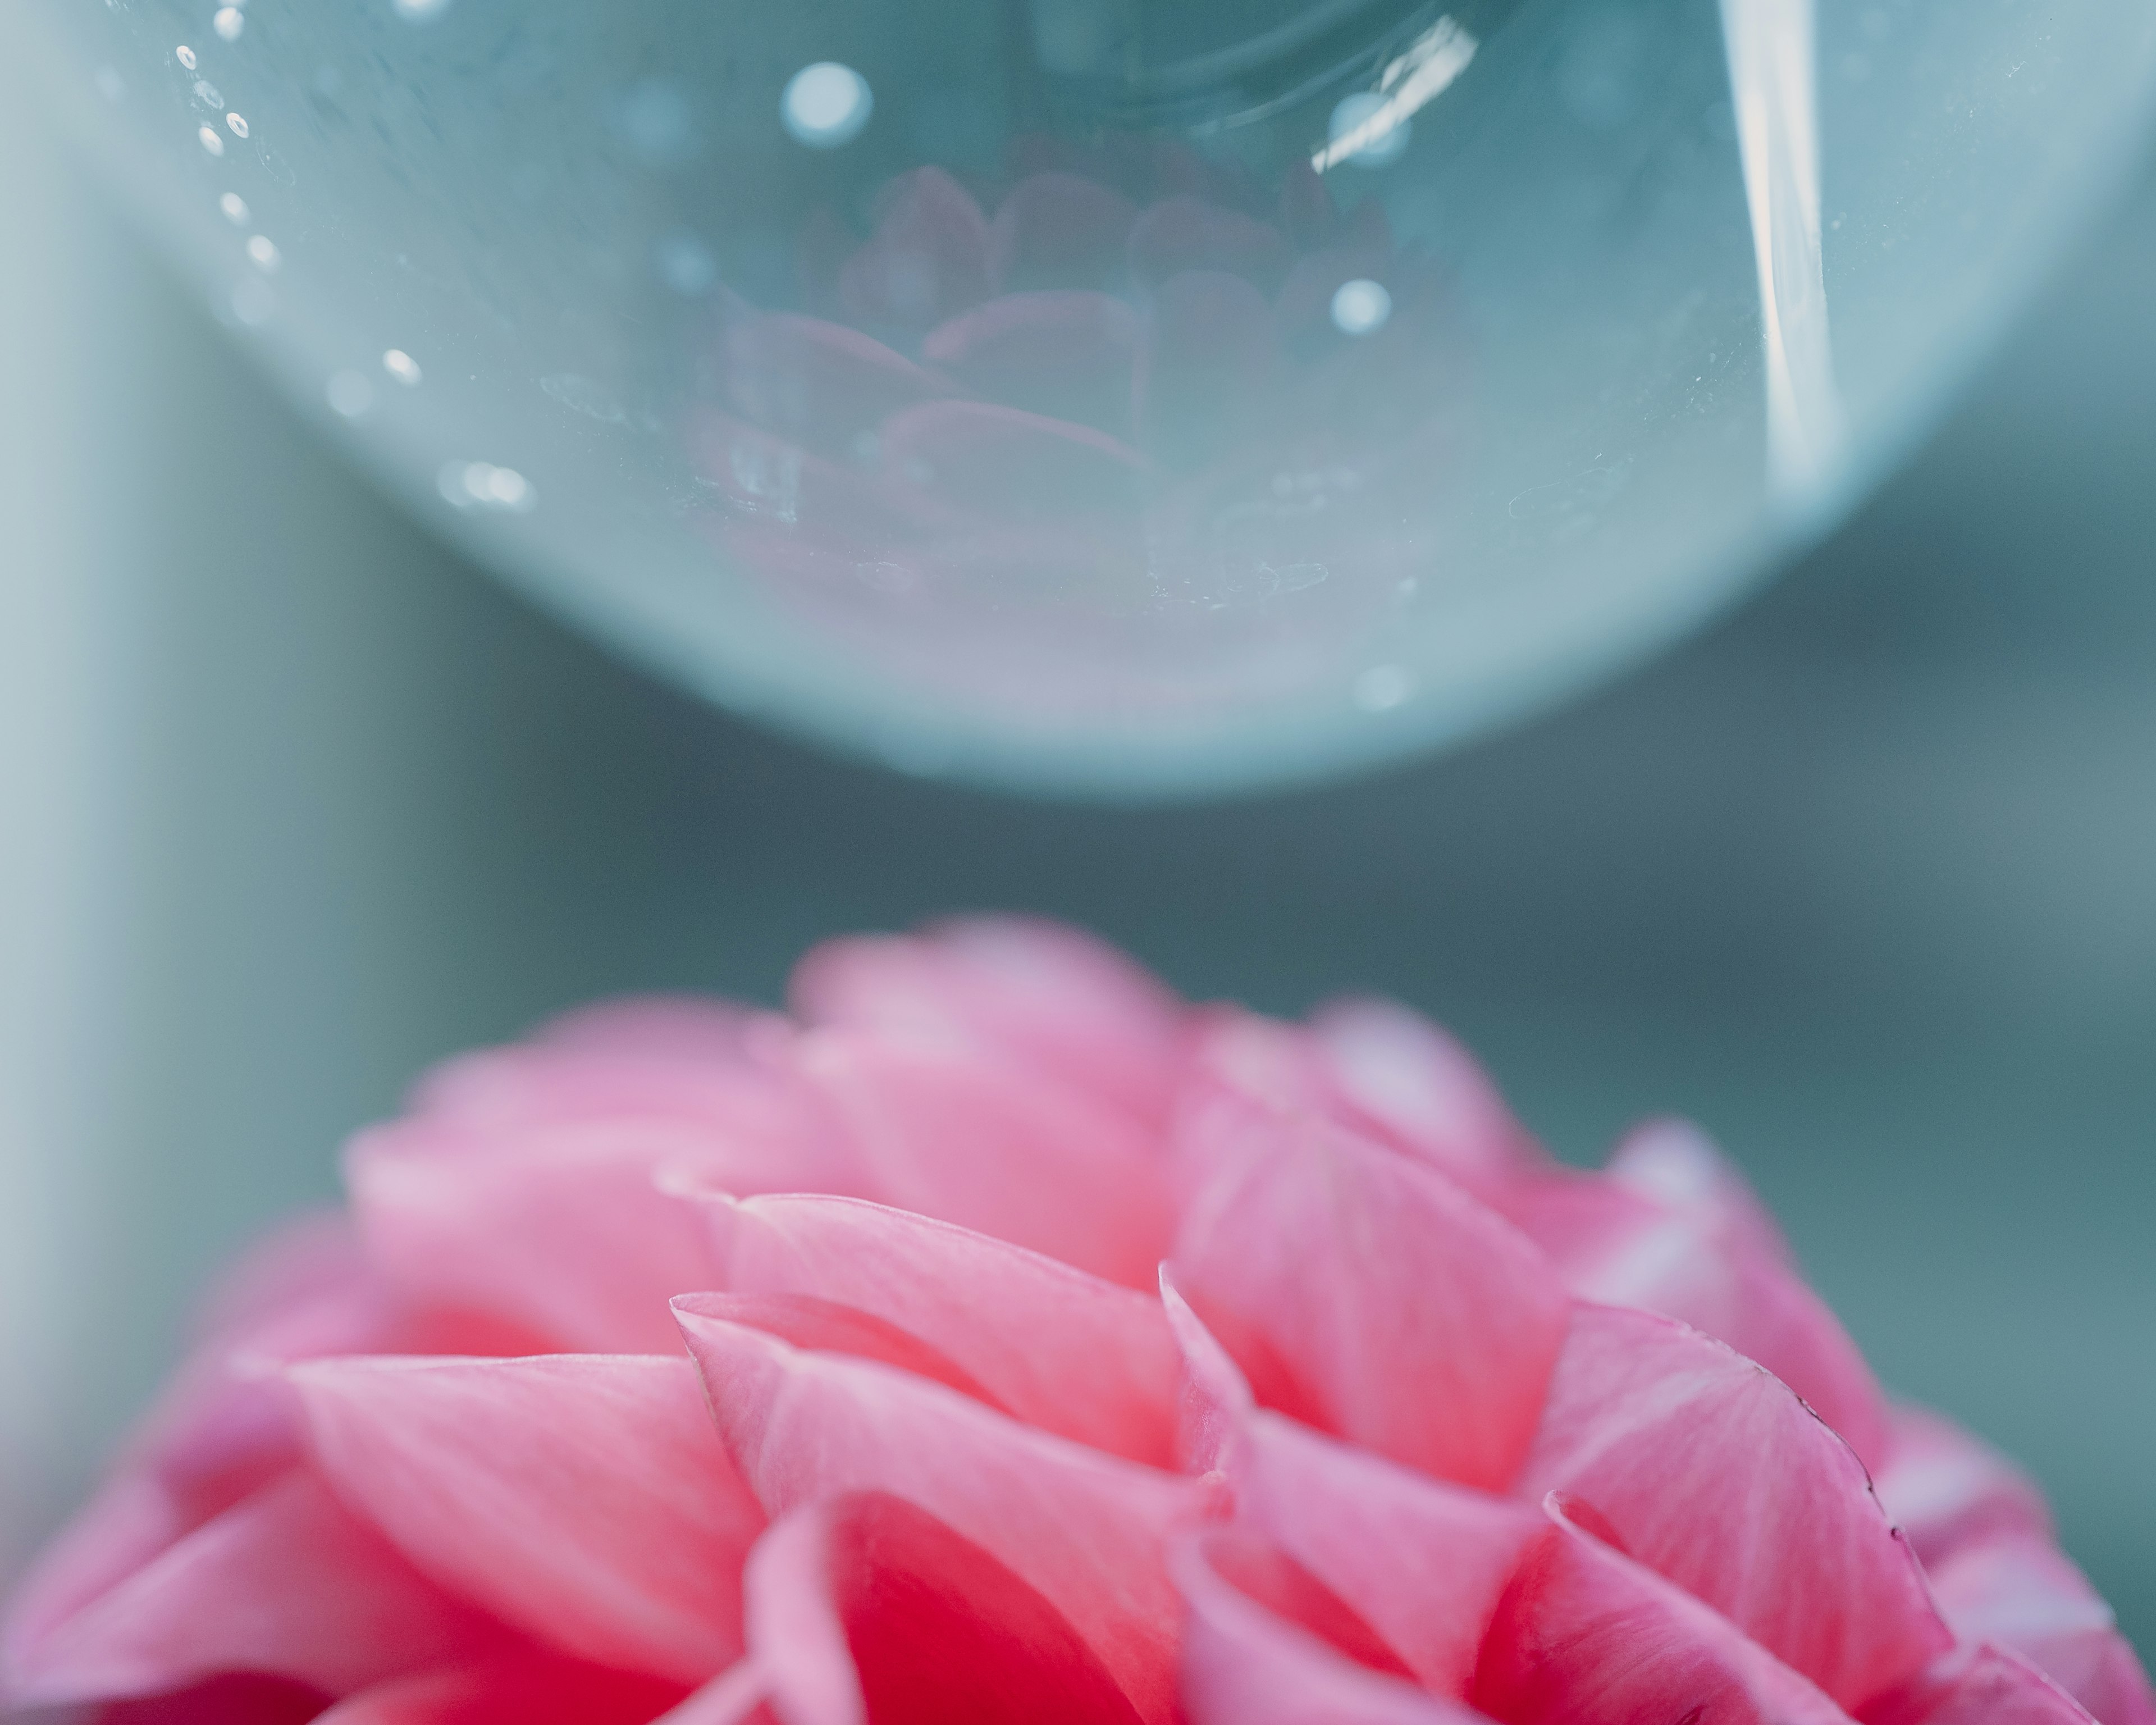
[3,83,2153,1649]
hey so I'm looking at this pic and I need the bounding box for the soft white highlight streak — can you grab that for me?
[1721,0,1843,499]
[1312,17,1478,172]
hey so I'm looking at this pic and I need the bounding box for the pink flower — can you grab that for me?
[4,919,2146,1725]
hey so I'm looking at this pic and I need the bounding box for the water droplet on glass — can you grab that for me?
[213,6,244,40]
[193,79,223,109]
[392,0,452,19]
[219,191,249,225]
[382,348,422,386]
[439,460,535,512]
[197,124,224,156]
[1352,664,1413,711]
[245,234,280,272]
[225,112,249,138]
[326,370,373,418]
[782,62,873,149]
[1331,278,1392,336]
[614,79,698,165]
[1328,92,1412,168]
[654,230,717,297]
[175,44,197,70]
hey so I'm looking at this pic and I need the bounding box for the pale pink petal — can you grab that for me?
[674,1301,1196,1725]
[1306,999,1543,1193]
[1232,1411,1542,1698]
[315,1655,688,1724]
[743,1493,1145,1725]
[1173,1529,1488,1725]
[1514,1304,1949,1710]
[533,996,763,1062]
[840,168,993,332]
[790,1030,1175,1290]
[877,400,1148,521]
[1875,1405,2053,1568]
[290,1354,765,1686]
[1170,1104,1569,1489]
[1927,1533,2155,1725]
[4,1470,500,1706]
[1862,1644,2104,1725]
[709,1194,1179,1464]
[671,1290,999,1407]
[789,919,1185,1129]
[1604,1117,1793,1265]
[1157,1268,1251,1477]
[191,1213,373,1345]
[921,291,1140,437]
[1473,1495,1858,1725]
[345,1121,735,1353]
[990,172,1139,292]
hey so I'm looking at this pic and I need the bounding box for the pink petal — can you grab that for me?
[1170,1103,1569,1489]
[839,168,993,332]
[1127,198,1291,294]
[1874,1405,2053,1569]
[720,313,957,460]
[669,1289,999,1407]
[1173,1529,1488,1725]
[1496,1156,1889,1471]
[1514,1304,1949,1710]
[920,292,1140,437]
[789,1030,1175,1290]
[4,1470,499,1706]
[877,400,1148,521]
[709,1194,1180,1465]
[88,1672,331,1723]
[744,1493,1146,1725]
[1862,1644,2104,1725]
[1231,1411,1542,1698]
[344,1120,734,1353]
[1474,1495,1858,1725]
[674,1302,1195,1725]
[533,996,762,1063]
[290,1354,765,1686]
[1156,1267,1253,1476]
[1926,1533,2155,1725]
[1604,1117,1793,1265]
[314,1655,689,1724]
[788,918,1186,1130]
[990,173,1139,293]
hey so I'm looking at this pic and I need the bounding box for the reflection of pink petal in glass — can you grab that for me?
[923,291,1139,439]
[839,166,994,335]
[879,400,1150,521]
[720,313,956,460]
[1129,196,1292,295]
[990,174,1139,294]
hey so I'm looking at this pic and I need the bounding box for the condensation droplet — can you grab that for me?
[213,6,244,40]
[438,460,536,512]
[220,191,250,225]
[382,349,422,386]
[226,112,250,138]
[198,125,225,156]
[245,234,280,272]
[175,44,197,70]
[326,371,373,418]
[782,62,873,149]
[1352,664,1414,712]
[1330,278,1392,336]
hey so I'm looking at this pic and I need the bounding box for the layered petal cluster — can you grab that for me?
[6,920,2146,1725]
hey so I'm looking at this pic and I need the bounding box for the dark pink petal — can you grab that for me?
[313,1656,688,1724]
[88,1672,330,1724]
[878,400,1148,521]
[720,313,957,460]
[921,292,1140,437]
[790,1030,1175,1290]
[1170,1104,1569,1489]
[1127,198,1291,294]
[1861,1645,2104,1725]
[1134,271,1278,467]
[1232,1412,1541,1698]
[5,1471,498,1706]
[789,918,1185,1130]
[1874,1405,2053,1569]
[1173,1530,1487,1725]
[674,1304,1195,1725]
[990,172,1140,293]
[1514,1305,1949,1710]
[1474,1496,1857,1725]
[709,1194,1179,1464]
[743,1493,1145,1725]
[1926,1533,2155,1725]
[290,1355,764,1686]
[345,1121,732,1353]
[840,168,993,333]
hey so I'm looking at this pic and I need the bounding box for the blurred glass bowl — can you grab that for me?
[25,0,2156,795]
